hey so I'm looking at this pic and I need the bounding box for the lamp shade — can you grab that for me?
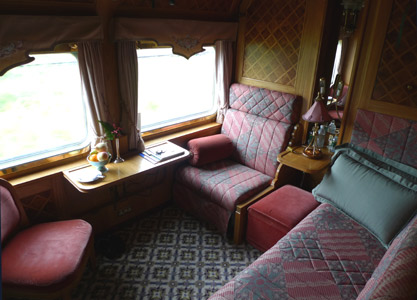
[302,97,332,123]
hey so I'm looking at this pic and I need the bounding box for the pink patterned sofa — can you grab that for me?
[209,110,417,300]
[173,83,301,243]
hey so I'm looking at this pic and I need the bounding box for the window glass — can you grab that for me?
[331,39,343,86]
[137,46,216,131]
[0,53,89,170]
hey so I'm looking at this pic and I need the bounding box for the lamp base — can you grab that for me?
[302,146,323,159]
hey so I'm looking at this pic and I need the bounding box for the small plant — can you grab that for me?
[98,121,123,141]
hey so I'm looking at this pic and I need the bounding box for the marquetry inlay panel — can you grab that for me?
[20,190,57,223]
[242,0,306,86]
[372,0,417,107]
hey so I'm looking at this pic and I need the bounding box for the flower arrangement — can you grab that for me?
[98,121,123,141]
[98,120,125,163]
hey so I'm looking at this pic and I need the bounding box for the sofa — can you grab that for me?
[209,143,417,299]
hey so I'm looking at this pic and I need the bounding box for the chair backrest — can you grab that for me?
[1,179,23,244]
[351,109,417,168]
[221,83,301,177]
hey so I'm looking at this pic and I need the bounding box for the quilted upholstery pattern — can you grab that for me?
[221,109,293,177]
[351,109,417,168]
[357,213,417,300]
[173,83,301,235]
[209,204,387,300]
[176,159,272,212]
[173,181,233,234]
[229,83,301,124]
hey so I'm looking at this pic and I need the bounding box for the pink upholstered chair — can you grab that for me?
[1,178,95,300]
[173,83,301,244]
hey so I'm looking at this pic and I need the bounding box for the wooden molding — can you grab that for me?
[239,77,298,95]
[295,0,328,141]
[341,0,394,143]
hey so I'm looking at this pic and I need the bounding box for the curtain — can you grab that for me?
[77,41,112,152]
[215,40,234,124]
[116,41,145,152]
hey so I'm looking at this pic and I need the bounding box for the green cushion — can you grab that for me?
[312,143,417,248]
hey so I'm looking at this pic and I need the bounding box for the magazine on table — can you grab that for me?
[139,142,185,164]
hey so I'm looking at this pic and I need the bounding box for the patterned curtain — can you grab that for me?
[215,40,234,124]
[77,41,112,152]
[116,41,145,152]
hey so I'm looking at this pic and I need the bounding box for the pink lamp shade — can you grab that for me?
[302,98,332,123]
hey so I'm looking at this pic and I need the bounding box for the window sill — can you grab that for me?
[7,122,222,187]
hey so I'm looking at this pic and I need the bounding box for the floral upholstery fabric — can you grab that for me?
[357,213,417,300]
[351,109,417,168]
[209,204,387,300]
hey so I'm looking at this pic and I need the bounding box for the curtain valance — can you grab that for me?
[0,15,103,75]
[114,18,238,58]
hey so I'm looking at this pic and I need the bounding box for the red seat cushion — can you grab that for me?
[246,185,319,252]
[2,219,92,290]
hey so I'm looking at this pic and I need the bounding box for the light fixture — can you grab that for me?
[341,0,364,35]
[302,81,332,159]
[169,0,175,5]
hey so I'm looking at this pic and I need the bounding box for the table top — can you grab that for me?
[278,146,332,174]
[63,141,190,193]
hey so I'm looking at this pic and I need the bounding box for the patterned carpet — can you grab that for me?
[72,203,261,300]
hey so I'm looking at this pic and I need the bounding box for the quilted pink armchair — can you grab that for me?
[1,178,95,300]
[173,83,301,243]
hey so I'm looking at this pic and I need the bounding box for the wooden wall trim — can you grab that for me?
[338,0,371,143]
[295,0,327,136]
[342,0,417,137]
[239,78,297,95]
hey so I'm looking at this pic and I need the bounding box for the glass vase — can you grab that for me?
[113,137,124,163]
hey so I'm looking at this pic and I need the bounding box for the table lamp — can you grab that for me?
[302,91,332,159]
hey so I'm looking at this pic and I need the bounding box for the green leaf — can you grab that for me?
[98,120,115,140]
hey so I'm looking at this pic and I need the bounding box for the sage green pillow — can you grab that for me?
[312,144,417,248]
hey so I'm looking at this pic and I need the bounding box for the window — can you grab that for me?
[0,53,89,171]
[331,39,343,86]
[137,46,216,132]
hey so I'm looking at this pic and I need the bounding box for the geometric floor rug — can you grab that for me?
[71,203,261,299]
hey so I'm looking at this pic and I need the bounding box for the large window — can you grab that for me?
[0,53,89,171]
[137,46,216,131]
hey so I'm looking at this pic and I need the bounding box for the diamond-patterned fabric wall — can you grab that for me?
[372,0,417,107]
[242,0,306,86]
[351,109,417,168]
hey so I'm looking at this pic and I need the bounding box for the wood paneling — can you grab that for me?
[14,174,64,224]
[341,0,417,143]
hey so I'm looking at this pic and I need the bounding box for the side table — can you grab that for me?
[273,146,332,190]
